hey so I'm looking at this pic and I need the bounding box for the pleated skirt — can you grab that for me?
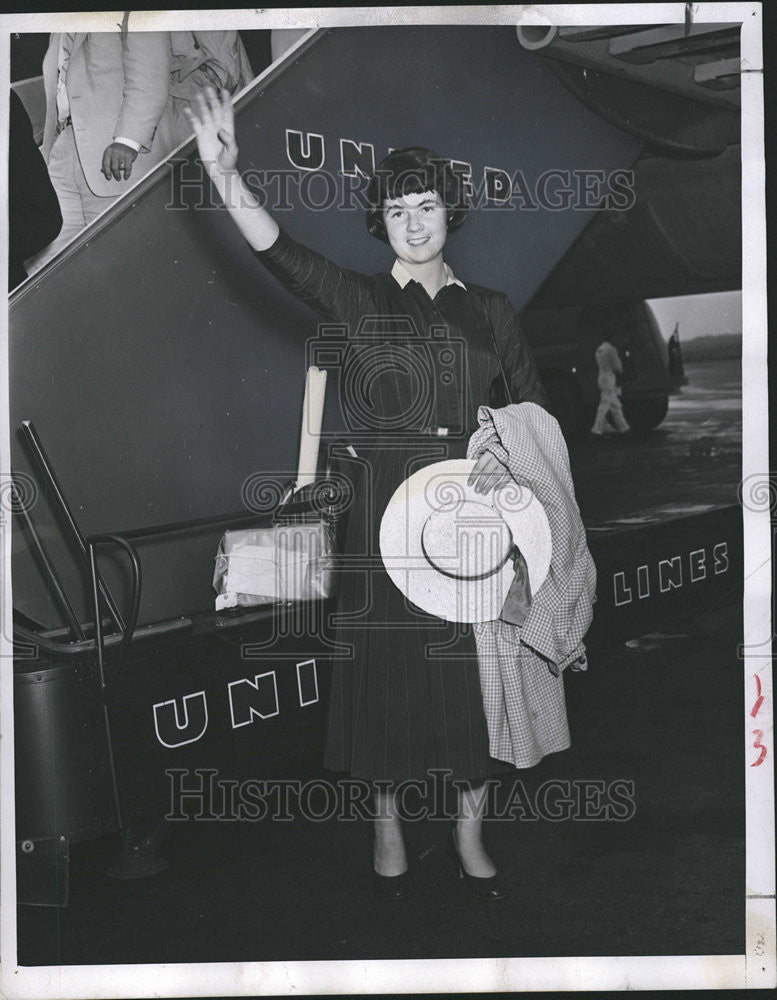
[323,435,502,782]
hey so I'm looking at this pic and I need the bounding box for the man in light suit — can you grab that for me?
[26,25,251,274]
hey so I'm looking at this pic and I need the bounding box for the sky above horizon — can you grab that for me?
[646,291,742,342]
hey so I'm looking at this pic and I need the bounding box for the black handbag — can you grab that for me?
[213,446,346,610]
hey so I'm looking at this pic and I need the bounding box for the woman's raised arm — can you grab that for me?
[184,86,279,252]
[185,85,378,326]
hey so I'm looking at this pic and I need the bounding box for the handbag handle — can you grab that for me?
[485,309,514,406]
[275,438,350,521]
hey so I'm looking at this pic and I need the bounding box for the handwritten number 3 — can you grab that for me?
[751,729,767,767]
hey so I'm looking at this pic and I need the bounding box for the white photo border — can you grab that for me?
[0,4,773,996]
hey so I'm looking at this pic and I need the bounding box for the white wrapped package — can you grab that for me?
[213,521,335,610]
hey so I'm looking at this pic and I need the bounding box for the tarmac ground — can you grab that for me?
[15,602,744,966]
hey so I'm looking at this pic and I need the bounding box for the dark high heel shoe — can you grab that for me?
[447,830,504,900]
[372,868,411,899]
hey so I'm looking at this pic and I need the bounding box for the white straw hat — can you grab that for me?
[379,459,552,623]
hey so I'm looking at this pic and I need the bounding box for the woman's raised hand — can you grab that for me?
[183,85,279,251]
[184,86,239,172]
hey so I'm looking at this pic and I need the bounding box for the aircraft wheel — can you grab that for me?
[622,395,669,431]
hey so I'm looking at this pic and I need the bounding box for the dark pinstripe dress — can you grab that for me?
[255,229,547,782]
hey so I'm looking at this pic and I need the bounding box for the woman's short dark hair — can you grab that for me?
[365,147,469,243]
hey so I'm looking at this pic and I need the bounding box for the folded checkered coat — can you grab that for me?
[467,402,597,767]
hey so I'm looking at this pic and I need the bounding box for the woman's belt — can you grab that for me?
[354,426,473,446]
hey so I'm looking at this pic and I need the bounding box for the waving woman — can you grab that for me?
[185,87,550,900]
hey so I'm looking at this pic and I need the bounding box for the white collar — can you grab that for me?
[391,258,467,291]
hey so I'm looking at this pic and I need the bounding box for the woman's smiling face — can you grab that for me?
[382,190,448,266]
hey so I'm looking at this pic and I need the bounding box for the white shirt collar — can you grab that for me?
[391,259,467,291]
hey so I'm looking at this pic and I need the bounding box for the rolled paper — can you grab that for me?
[295,365,327,491]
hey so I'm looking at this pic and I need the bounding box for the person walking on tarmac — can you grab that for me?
[591,337,630,436]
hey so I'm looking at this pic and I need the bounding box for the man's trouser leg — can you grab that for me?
[591,393,611,434]
[609,390,631,433]
[25,126,115,274]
